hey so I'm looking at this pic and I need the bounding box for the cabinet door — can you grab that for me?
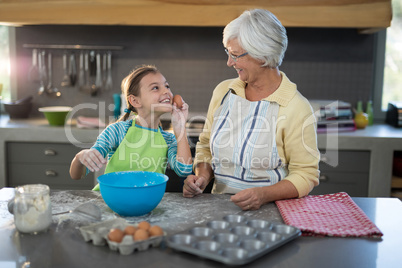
[7,142,79,164]
[312,150,370,197]
[8,163,93,190]
[6,142,93,190]
[310,172,369,197]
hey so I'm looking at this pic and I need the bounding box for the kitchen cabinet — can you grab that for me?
[6,142,93,190]
[391,151,402,199]
[311,150,370,197]
[0,0,391,32]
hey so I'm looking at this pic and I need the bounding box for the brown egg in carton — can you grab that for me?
[79,218,166,255]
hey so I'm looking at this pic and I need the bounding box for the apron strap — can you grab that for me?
[220,89,237,106]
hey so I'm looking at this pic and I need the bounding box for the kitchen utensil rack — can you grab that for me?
[24,44,121,96]
[23,44,123,51]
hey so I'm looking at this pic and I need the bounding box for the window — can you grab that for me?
[0,25,11,101]
[383,0,402,110]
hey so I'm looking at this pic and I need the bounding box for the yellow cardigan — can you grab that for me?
[194,72,320,197]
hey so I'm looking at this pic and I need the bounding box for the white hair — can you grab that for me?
[223,9,288,68]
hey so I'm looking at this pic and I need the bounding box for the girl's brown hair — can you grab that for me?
[117,65,160,122]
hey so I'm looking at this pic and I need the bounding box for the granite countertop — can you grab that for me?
[1,188,402,268]
[0,188,285,234]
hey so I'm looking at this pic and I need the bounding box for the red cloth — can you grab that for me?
[275,192,383,238]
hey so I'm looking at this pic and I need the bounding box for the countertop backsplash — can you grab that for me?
[12,25,377,118]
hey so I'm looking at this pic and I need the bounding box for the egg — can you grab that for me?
[137,221,151,231]
[173,95,184,109]
[124,225,137,235]
[149,225,164,237]
[108,228,124,243]
[133,229,149,241]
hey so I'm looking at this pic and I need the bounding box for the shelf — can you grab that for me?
[0,0,392,32]
[23,44,123,51]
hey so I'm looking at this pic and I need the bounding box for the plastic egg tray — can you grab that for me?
[79,218,165,255]
[166,214,301,266]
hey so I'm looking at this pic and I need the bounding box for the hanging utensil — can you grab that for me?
[89,51,98,96]
[78,51,85,89]
[69,53,77,86]
[40,51,48,86]
[95,52,102,90]
[105,51,113,91]
[37,50,47,95]
[61,51,71,87]
[102,52,107,86]
[28,48,40,82]
[46,52,61,97]
[80,52,93,94]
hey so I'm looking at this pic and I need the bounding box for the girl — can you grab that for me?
[70,65,193,190]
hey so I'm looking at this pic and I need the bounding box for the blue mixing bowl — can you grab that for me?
[97,171,169,216]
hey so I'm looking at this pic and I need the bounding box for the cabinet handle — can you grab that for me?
[45,170,57,177]
[44,149,57,156]
[321,156,329,163]
[319,175,328,182]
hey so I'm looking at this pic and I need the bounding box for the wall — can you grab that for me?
[14,25,377,119]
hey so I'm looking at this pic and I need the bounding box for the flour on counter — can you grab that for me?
[50,191,284,235]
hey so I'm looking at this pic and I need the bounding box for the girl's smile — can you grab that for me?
[137,72,174,113]
[128,72,175,129]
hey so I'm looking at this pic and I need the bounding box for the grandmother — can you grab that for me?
[183,9,320,210]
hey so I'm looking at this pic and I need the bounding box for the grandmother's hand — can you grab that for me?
[230,188,265,210]
[183,175,207,198]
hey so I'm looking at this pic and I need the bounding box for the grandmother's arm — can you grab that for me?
[231,180,298,210]
[279,103,320,198]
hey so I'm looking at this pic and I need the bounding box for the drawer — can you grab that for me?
[310,172,369,197]
[319,150,370,173]
[7,142,80,164]
[7,163,93,190]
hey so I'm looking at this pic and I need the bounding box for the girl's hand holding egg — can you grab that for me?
[171,94,188,136]
[173,95,184,109]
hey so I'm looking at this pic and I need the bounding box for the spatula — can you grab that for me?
[53,203,102,221]
[8,199,102,222]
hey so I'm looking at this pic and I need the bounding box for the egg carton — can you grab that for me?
[79,218,165,255]
[166,214,301,266]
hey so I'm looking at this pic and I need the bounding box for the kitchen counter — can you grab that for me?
[0,188,401,268]
[316,125,402,197]
[1,115,402,196]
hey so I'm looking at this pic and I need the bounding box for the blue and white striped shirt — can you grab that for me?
[91,119,193,177]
